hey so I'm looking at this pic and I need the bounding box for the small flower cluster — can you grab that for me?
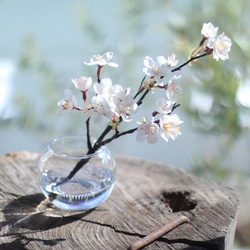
[192,22,232,61]
[57,22,232,152]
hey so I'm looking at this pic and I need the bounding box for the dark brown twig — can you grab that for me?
[86,117,92,151]
[171,53,207,72]
[134,75,146,100]
[129,215,190,250]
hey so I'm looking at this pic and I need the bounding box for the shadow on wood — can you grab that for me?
[2,193,95,231]
[1,193,97,249]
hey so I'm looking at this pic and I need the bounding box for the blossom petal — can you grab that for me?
[103,51,114,62]
[72,76,92,92]
[160,114,183,142]
[83,51,118,67]
[207,33,232,61]
[107,62,119,67]
[201,22,219,38]
[136,115,159,144]
[156,56,167,65]
[142,55,169,83]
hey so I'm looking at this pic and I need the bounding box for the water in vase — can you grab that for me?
[40,164,115,211]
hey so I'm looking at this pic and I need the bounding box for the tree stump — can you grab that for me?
[0,151,239,250]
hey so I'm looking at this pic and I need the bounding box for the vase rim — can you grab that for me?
[48,135,105,159]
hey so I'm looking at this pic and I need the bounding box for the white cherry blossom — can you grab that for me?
[89,95,114,123]
[201,22,219,39]
[84,51,118,67]
[112,88,138,122]
[156,97,173,114]
[57,89,77,116]
[94,77,112,95]
[72,76,92,92]
[143,56,170,84]
[160,114,183,142]
[136,114,159,144]
[166,53,178,67]
[207,33,232,61]
[166,75,182,102]
[93,78,123,103]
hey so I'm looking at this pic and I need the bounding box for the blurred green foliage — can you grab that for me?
[165,0,250,179]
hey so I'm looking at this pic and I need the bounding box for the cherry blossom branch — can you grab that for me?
[55,23,232,187]
[59,55,207,183]
[98,127,137,147]
[98,102,180,147]
[134,54,208,109]
[154,103,181,124]
[134,75,146,100]
[60,101,178,184]
[171,103,181,112]
[171,53,207,73]
[93,125,113,149]
[97,65,103,83]
[51,100,179,189]
[136,89,149,106]
[86,117,92,151]
[73,106,85,111]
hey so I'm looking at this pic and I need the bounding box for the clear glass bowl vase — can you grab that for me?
[38,136,116,211]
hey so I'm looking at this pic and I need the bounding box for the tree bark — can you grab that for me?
[0,151,239,250]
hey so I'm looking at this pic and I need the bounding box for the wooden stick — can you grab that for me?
[129,215,190,250]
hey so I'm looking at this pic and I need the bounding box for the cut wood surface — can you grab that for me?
[0,151,239,250]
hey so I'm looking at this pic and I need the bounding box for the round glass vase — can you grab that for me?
[38,136,116,211]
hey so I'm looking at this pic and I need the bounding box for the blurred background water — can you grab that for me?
[0,0,250,248]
